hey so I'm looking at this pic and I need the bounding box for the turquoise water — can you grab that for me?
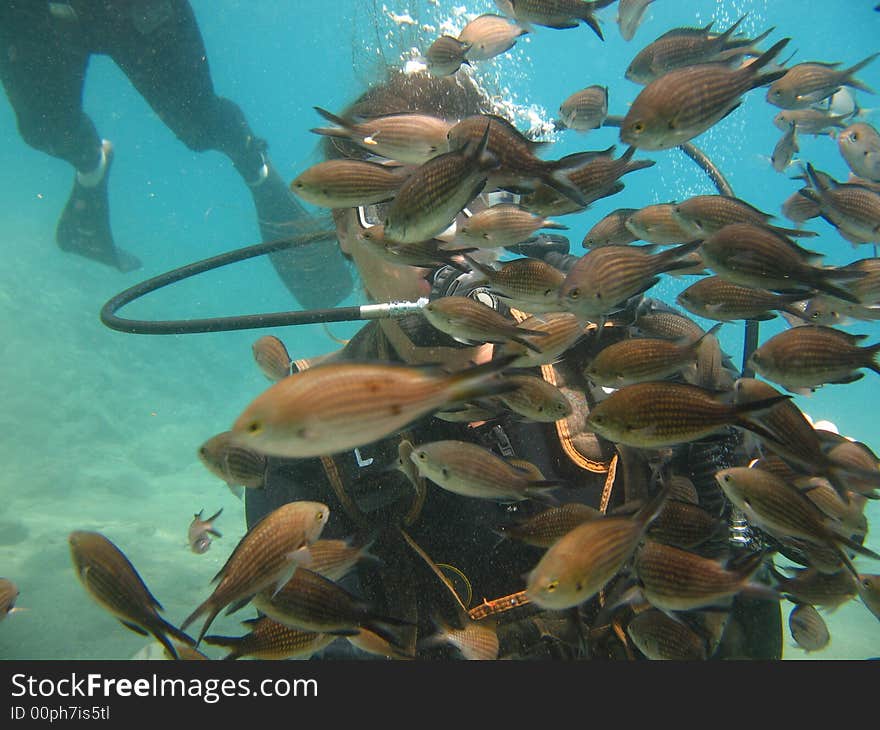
[0,0,878,660]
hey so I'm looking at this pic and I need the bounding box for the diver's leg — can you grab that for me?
[0,4,140,272]
[106,0,353,307]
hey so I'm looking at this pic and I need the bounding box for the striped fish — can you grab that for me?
[290,158,410,208]
[69,531,196,660]
[458,13,527,61]
[621,38,791,150]
[205,616,334,660]
[672,194,818,239]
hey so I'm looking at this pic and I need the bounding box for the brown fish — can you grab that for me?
[494,312,588,367]
[789,603,830,652]
[583,381,788,449]
[181,500,330,644]
[457,204,568,248]
[458,13,527,61]
[625,203,700,245]
[425,35,472,76]
[770,565,858,610]
[384,123,495,243]
[421,616,500,660]
[646,500,723,550]
[503,0,615,40]
[773,108,853,136]
[801,163,880,245]
[188,509,223,555]
[252,335,292,382]
[464,254,567,313]
[307,538,379,582]
[496,502,601,548]
[621,38,791,150]
[495,373,572,422]
[634,540,774,612]
[204,616,334,660]
[560,241,703,320]
[671,194,818,240]
[582,208,640,247]
[290,158,410,208]
[617,0,655,43]
[626,608,709,660]
[557,85,608,131]
[837,122,880,182]
[69,531,196,659]
[747,324,880,391]
[0,578,21,621]
[230,356,517,459]
[857,573,880,622]
[525,486,669,609]
[197,430,268,498]
[766,53,879,109]
[676,276,810,323]
[422,295,550,351]
[310,107,452,165]
[714,467,880,576]
[252,567,411,649]
[583,323,721,387]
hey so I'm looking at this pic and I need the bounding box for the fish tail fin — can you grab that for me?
[635,482,672,530]
[201,632,245,660]
[206,507,224,524]
[719,12,748,43]
[445,354,519,404]
[747,37,792,87]
[180,599,219,647]
[865,342,880,375]
[656,239,704,273]
[313,105,351,129]
[843,52,880,94]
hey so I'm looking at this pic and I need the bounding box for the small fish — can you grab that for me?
[355,225,475,270]
[782,188,822,224]
[181,500,330,644]
[347,627,415,660]
[289,158,410,208]
[633,305,705,341]
[502,0,615,40]
[197,430,268,497]
[0,578,21,621]
[646,499,723,550]
[495,502,601,548]
[525,486,669,610]
[494,312,587,367]
[625,15,771,85]
[308,538,380,582]
[384,123,495,244]
[857,574,880,622]
[464,254,567,313]
[252,335,292,382]
[494,373,572,422]
[425,35,472,77]
[421,616,500,660]
[714,467,880,576]
[557,85,609,132]
[676,276,810,323]
[584,380,790,449]
[625,203,701,245]
[837,123,880,182]
[457,204,569,249]
[520,145,654,217]
[621,38,791,150]
[69,531,196,659]
[626,609,709,660]
[458,13,528,61]
[559,241,703,320]
[395,438,427,526]
[771,121,799,173]
[773,108,852,136]
[411,439,560,502]
[582,208,640,247]
[698,222,860,302]
[800,163,880,245]
[617,0,655,42]
[204,616,334,661]
[583,324,722,387]
[310,107,452,165]
[230,356,517,459]
[770,565,858,610]
[422,295,549,351]
[252,567,412,650]
[188,509,223,555]
[789,603,831,652]
[634,540,775,612]
[766,53,879,109]
[747,324,880,391]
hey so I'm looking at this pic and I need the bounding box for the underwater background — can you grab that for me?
[0,0,878,660]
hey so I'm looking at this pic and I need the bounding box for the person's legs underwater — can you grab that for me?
[0,2,141,272]
[105,0,353,308]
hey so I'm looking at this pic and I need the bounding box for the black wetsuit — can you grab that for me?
[244,319,783,660]
[0,0,264,178]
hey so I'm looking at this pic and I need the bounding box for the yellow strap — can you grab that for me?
[468,590,531,622]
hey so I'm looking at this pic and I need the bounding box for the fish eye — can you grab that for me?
[316,511,325,522]
[418,452,427,460]
[632,121,645,134]
[567,287,581,300]
[853,132,860,141]
[546,580,558,592]
[441,467,450,478]
[247,421,262,434]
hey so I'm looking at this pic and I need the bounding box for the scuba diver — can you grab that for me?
[240,68,784,661]
[0,0,352,309]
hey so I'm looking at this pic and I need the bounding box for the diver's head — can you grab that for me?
[326,69,500,364]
